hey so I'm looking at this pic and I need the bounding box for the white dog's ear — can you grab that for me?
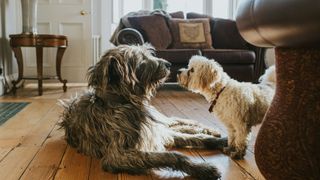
[195,61,218,89]
[200,68,217,89]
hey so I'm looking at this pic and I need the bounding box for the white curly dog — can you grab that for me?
[177,55,276,159]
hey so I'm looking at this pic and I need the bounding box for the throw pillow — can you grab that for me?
[128,15,172,49]
[168,18,213,49]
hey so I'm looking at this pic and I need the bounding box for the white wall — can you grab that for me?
[0,0,112,95]
[0,0,19,95]
[92,0,113,52]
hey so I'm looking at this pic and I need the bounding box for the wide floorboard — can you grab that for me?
[0,83,264,180]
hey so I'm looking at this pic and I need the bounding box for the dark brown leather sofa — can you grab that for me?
[113,12,267,83]
[236,0,320,179]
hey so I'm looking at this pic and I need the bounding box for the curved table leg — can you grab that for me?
[11,47,24,95]
[56,47,67,92]
[255,47,320,179]
[36,47,43,96]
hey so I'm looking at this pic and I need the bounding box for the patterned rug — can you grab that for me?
[0,102,30,125]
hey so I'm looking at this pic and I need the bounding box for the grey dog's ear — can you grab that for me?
[87,64,101,88]
[87,54,126,88]
[107,56,126,85]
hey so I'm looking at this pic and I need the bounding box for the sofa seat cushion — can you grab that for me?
[201,49,255,64]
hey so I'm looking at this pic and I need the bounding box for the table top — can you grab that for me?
[9,34,67,39]
[9,34,68,47]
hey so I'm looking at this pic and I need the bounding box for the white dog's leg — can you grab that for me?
[231,125,250,159]
[227,125,236,147]
[223,125,236,155]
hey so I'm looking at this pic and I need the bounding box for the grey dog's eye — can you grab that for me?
[150,51,156,56]
[147,48,156,56]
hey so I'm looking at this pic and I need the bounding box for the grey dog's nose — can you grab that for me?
[165,62,171,69]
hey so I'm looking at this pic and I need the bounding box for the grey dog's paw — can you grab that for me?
[222,146,235,155]
[230,150,246,160]
[191,163,221,180]
[203,137,228,150]
[223,146,246,159]
[202,128,221,137]
[216,137,228,151]
[220,137,228,148]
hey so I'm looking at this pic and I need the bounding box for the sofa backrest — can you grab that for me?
[118,11,250,50]
[124,11,185,49]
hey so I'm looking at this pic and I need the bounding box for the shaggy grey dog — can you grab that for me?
[59,44,227,179]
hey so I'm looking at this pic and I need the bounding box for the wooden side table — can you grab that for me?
[9,34,68,96]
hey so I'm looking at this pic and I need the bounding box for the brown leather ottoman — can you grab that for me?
[236,0,320,179]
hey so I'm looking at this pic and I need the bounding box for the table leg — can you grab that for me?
[255,47,320,179]
[56,47,67,92]
[36,47,43,96]
[11,47,24,95]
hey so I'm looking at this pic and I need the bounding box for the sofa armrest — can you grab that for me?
[116,28,144,45]
[247,45,267,83]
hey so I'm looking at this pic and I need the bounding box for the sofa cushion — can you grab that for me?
[128,15,172,49]
[168,18,212,49]
[169,11,185,19]
[187,12,211,19]
[187,13,249,49]
[211,18,248,49]
[201,49,255,64]
[186,12,214,30]
[222,65,255,82]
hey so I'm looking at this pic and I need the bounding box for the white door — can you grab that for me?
[22,0,92,83]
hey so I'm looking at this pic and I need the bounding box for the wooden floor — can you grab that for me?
[0,83,265,180]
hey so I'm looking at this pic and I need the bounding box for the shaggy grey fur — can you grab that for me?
[59,44,227,179]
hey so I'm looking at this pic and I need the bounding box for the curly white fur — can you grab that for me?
[177,55,276,159]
